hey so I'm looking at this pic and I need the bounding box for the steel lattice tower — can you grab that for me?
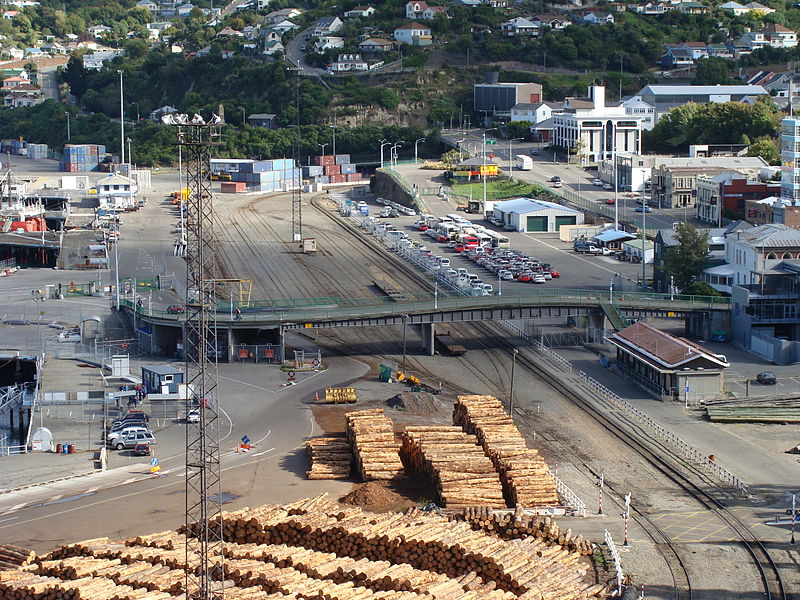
[174,121,225,600]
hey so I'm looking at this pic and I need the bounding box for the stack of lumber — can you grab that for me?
[400,426,506,508]
[453,395,559,508]
[323,388,357,404]
[305,437,352,480]
[449,507,594,555]
[0,545,36,570]
[704,396,800,423]
[210,493,605,599]
[0,494,605,600]
[345,409,404,481]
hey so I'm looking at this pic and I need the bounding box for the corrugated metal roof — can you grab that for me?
[738,224,800,247]
[611,321,729,370]
[494,197,580,214]
[639,84,768,96]
[595,229,635,242]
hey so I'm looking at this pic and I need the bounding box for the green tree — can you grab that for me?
[507,120,531,140]
[693,57,733,85]
[663,223,710,290]
[747,135,780,165]
[682,281,722,297]
[440,149,462,167]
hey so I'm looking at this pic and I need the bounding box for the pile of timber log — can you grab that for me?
[1,494,605,600]
[305,437,352,480]
[448,507,593,555]
[0,545,36,570]
[323,388,357,404]
[703,396,800,423]
[345,409,404,481]
[400,425,506,508]
[453,395,559,508]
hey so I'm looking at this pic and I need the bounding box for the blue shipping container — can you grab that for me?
[340,164,356,174]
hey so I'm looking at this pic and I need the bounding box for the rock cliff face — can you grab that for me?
[369,170,417,209]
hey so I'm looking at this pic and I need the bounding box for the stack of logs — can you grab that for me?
[400,426,505,508]
[322,388,357,404]
[305,437,352,480]
[453,395,559,508]
[0,546,36,570]
[345,409,404,481]
[448,507,594,555]
[0,494,606,600]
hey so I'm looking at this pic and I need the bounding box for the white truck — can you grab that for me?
[515,155,533,171]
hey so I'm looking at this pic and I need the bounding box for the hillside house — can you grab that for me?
[581,11,614,24]
[393,22,432,45]
[87,25,112,38]
[344,6,375,18]
[358,38,394,52]
[265,8,302,23]
[315,36,344,51]
[330,53,369,72]
[136,0,159,12]
[406,1,428,18]
[83,48,124,70]
[720,1,749,15]
[313,16,343,36]
[531,14,567,30]
[500,17,539,37]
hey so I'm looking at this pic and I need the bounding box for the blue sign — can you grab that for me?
[150,457,159,466]
[684,386,690,393]
[241,435,250,445]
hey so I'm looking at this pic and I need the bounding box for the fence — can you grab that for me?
[553,474,586,517]
[604,529,624,595]
[577,370,748,495]
[232,344,283,364]
[499,319,574,372]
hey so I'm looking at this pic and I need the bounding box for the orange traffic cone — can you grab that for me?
[314,391,320,402]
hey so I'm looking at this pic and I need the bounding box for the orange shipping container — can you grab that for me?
[323,164,341,176]
[221,181,247,193]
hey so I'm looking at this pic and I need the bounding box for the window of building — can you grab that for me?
[783,252,794,259]
[766,252,777,260]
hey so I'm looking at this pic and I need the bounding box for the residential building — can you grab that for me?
[633,84,769,124]
[136,0,159,12]
[177,3,195,16]
[530,14,568,30]
[82,48,124,70]
[344,5,375,18]
[3,92,41,108]
[314,36,345,51]
[312,16,343,36]
[330,53,369,72]
[217,26,243,37]
[246,113,277,129]
[87,25,112,38]
[762,24,797,48]
[262,39,284,55]
[510,101,559,123]
[719,1,749,15]
[473,80,541,116]
[264,8,302,23]
[695,171,779,225]
[676,1,707,13]
[358,38,394,52]
[492,198,584,232]
[706,44,734,59]
[500,17,539,37]
[621,96,655,130]
[405,0,428,19]
[393,22,432,45]
[422,6,448,19]
[630,2,672,15]
[1,75,26,88]
[608,321,729,401]
[268,20,299,34]
[581,11,614,24]
[661,45,694,68]
[745,1,774,14]
[552,85,643,163]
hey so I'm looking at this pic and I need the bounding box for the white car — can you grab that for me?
[186,408,200,423]
[532,275,547,284]
[58,330,81,342]
[592,178,603,186]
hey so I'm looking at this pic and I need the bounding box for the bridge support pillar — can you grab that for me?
[586,314,606,343]
[686,311,729,341]
[421,322,435,356]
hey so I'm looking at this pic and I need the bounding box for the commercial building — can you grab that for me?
[552,85,643,163]
[492,197,584,233]
[608,321,729,401]
[780,116,800,204]
[473,79,542,116]
[695,171,779,225]
[633,84,769,124]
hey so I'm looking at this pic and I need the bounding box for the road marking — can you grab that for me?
[219,406,234,442]
[0,516,18,524]
[253,429,271,446]
[520,233,623,277]
[250,447,276,457]
[219,375,276,395]
[1,503,28,515]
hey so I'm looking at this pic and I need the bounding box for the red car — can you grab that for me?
[454,245,465,253]
[605,198,615,205]
[437,235,448,243]
[517,273,533,283]
[550,270,561,278]
[417,224,429,231]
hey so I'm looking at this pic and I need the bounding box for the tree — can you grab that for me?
[507,120,531,140]
[692,57,732,85]
[747,135,780,165]
[663,223,710,290]
[440,149,462,167]
[682,281,722,297]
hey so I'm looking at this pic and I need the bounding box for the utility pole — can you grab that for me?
[288,67,302,243]
[170,114,225,600]
[117,70,125,165]
[330,124,337,157]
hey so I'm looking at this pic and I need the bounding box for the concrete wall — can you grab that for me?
[370,171,417,211]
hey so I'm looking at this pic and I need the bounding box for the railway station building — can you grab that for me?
[608,321,729,402]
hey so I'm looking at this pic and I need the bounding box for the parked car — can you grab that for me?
[605,198,615,205]
[550,270,561,278]
[186,407,200,423]
[756,371,778,385]
[550,176,561,183]
[602,183,613,191]
[532,275,547,284]
[517,273,533,283]
[58,330,81,342]
[107,424,151,442]
[531,148,540,155]
[592,178,603,186]
[133,442,151,456]
[635,206,652,213]
[111,430,156,451]
[112,412,149,427]
[167,304,185,314]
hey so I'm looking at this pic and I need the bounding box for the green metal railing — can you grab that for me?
[122,289,730,324]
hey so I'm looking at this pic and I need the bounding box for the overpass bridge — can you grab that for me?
[123,289,731,359]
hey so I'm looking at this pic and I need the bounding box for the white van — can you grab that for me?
[438,257,451,268]
[457,268,468,278]
[386,230,407,240]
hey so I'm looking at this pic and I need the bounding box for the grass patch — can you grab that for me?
[451,180,535,201]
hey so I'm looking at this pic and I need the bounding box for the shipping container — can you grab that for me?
[345,173,362,182]
[312,155,335,167]
[328,174,346,184]
[334,154,351,165]
[323,164,341,176]
[302,165,324,177]
[340,163,356,175]
[316,175,330,184]
[221,181,247,193]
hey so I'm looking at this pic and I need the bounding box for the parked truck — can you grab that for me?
[574,241,613,255]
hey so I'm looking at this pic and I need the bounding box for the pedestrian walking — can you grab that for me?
[234,307,242,321]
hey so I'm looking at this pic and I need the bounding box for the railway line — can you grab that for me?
[215,188,785,599]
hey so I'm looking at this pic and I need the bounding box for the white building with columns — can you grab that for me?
[552,85,643,163]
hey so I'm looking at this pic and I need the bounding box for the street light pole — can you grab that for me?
[117,70,125,165]
[391,142,403,167]
[240,107,246,126]
[402,314,408,373]
[508,137,522,180]
[614,154,619,230]
[379,140,390,168]
[317,143,328,157]
[330,125,337,157]
[641,205,647,288]
[509,348,519,416]
[414,138,426,164]
[126,137,132,167]
[64,111,71,141]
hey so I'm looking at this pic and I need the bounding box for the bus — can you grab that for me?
[475,232,492,247]
[446,213,470,225]
[488,231,510,249]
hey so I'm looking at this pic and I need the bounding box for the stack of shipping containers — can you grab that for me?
[225,158,303,193]
[26,143,48,159]
[59,144,107,172]
[302,154,362,186]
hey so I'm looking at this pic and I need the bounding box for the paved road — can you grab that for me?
[285,27,325,76]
